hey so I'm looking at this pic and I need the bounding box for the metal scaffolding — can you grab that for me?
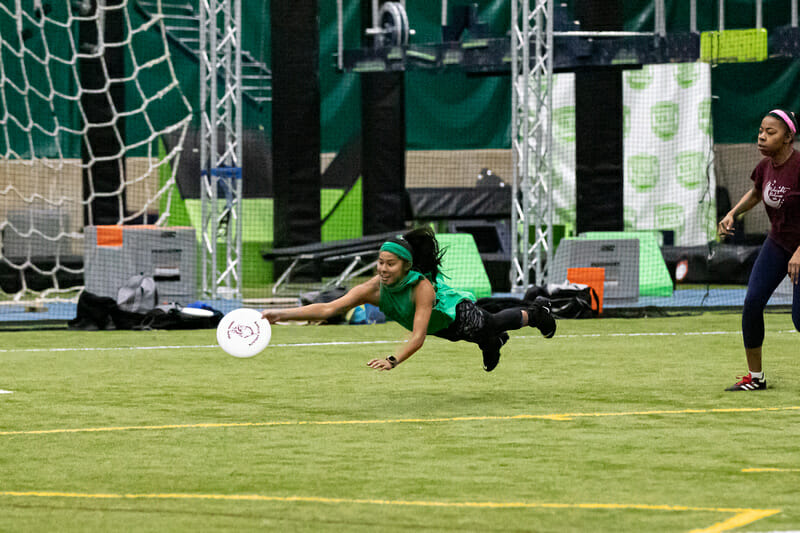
[510,0,553,294]
[199,0,243,299]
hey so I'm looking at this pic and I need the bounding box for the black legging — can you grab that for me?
[742,236,800,348]
[434,300,525,345]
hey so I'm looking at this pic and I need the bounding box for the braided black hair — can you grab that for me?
[402,226,446,280]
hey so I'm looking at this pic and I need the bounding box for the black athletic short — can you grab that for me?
[433,300,490,344]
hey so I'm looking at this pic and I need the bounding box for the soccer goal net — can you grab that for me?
[0,0,191,318]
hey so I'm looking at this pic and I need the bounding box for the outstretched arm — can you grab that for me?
[367,279,435,371]
[261,277,379,323]
[718,186,762,238]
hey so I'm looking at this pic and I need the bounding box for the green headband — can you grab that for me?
[380,241,413,262]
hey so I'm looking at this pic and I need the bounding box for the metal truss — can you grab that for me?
[199,0,243,298]
[510,0,554,294]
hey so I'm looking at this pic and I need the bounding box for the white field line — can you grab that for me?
[0,329,797,354]
[0,340,398,354]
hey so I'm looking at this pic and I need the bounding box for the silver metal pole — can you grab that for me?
[655,0,666,36]
[793,0,798,27]
[372,0,379,29]
[718,0,724,31]
[442,0,448,27]
[234,0,243,296]
[199,0,209,295]
[510,0,553,293]
[553,31,656,37]
[209,0,219,296]
[198,0,242,299]
[510,0,524,293]
[521,0,531,290]
[337,0,343,70]
[545,0,554,284]
[690,0,697,32]
[224,0,233,168]
[756,0,762,28]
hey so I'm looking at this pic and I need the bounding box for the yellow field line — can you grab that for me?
[690,509,781,533]
[1,405,797,437]
[0,491,780,532]
[742,468,800,473]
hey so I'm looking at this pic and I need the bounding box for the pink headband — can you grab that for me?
[769,109,796,134]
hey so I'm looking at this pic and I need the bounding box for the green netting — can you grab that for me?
[183,199,273,288]
[700,28,768,64]
[183,199,273,243]
[437,233,492,299]
[577,231,673,297]
[321,178,362,242]
[181,186,362,289]
[158,138,192,228]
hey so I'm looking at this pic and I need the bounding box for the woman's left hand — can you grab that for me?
[367,358,393,371]
[789,247,800,284]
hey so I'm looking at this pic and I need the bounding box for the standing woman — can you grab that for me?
[718,109,800,391]
[261,227,556,372]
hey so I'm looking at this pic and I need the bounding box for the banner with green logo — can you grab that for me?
[548,73,577,231]
[623,64,715,246]
[532,63,716,246]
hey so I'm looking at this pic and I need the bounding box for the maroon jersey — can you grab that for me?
[751,149,800,253]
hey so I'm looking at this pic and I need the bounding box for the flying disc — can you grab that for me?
[216,308,271,358]
[180,307,215,318]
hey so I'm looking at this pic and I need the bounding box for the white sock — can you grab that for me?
[749,371,764,379]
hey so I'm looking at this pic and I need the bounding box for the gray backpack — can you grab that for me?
[116,274,158,313]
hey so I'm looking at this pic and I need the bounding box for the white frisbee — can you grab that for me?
[180,307,215,318]
[216,308,271,358]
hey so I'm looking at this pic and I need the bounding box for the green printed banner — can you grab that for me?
[623,63,716,246]
[528,63,716,246]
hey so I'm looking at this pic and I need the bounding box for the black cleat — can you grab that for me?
[529,296,556,339]
[725,373,766,391]
[481,332,509,372]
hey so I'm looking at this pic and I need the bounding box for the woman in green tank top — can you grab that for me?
[261,227,556,372]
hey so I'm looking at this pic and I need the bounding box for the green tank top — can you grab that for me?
[378,270,475,333]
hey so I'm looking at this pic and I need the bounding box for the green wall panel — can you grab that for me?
[321,178,363,242]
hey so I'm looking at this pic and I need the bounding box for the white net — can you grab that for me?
[0,0,191,315]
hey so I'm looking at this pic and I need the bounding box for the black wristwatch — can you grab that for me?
[387,355,398,368]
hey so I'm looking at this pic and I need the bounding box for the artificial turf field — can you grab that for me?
[1,310,799,532]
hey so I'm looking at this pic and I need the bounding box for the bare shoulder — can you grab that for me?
[412,276,435,302]
[414,276,434,292]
